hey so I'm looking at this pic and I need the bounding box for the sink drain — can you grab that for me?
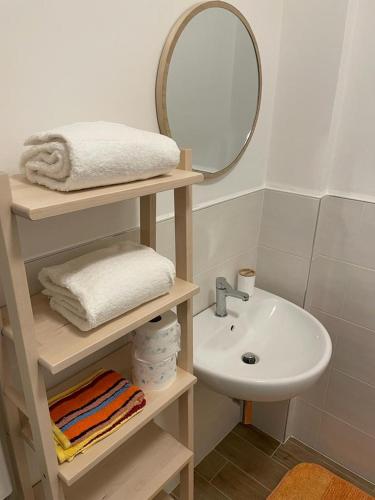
[241,352,259,365]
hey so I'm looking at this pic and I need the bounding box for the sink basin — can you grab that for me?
[193,288,332,402]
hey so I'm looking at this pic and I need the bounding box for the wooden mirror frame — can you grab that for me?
[156,1,262,179]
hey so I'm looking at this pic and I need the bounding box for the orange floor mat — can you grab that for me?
[268,463,373,499]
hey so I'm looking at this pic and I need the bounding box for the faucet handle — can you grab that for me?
[216,277,231,290]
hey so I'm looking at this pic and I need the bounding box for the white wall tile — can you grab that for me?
[252,399,290,442]
[288,398,322,449]
[193,191,263,276]
[194,247,257,315]
[156,218,175,263]
[194,382,241,463]
[16,199,140,261]
[308,308,339,348]
[256,246,310,306]
[341,265,375,331]
[314,197,363,261]
[307,257,348,315]
[359,202,375,268]
[318,413,375,483]
[297,309,340,408]
[333,319,375,387]
[260,189,319,258]
[155,380,241,466]
[325,370,375,438]
[288,194,375,483]
[298,367,331,409]
[315,197,375,270]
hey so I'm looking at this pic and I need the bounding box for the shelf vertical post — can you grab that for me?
[0,173,64,500]
[0,322,34,499]
[174,150,194,500]
[140,194,156,249]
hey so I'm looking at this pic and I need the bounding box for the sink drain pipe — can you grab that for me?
[242,400,253,425]
[232,399,253,425]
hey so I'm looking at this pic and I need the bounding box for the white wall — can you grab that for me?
[266,0,375,204]
[0,0,282,227]
[328,0,375,200]
[266,0,349,196]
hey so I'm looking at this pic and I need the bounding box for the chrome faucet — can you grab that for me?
[215,277,249,317]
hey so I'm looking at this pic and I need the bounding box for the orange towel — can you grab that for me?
[49,369,146,462]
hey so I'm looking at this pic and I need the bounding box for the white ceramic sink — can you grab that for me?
[193,288,332,402]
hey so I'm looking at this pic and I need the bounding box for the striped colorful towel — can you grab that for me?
[49,369,146,463]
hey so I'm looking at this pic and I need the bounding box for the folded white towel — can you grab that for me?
[21,121,180,191]
[39,241,176,331]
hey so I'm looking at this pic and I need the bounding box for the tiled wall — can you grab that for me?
[291,196,375,483]
[252,189,320,441]
[256,189,320,306]
[257,191,375,482]
[157,190,262,316]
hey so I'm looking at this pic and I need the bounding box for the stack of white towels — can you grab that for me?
[39,241,176,331]
[23,121,180,330]
[21,121,180,191]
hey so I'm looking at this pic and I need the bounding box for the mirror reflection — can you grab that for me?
[157,4,261,177]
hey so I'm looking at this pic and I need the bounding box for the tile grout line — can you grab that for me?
[308,305,375,336]
[271,441,283,458]
[258,243,311,261]
[208,459,229,484]
[230,429,288,471]
[214,448,272,493]
[194,469,232,500]
[302,195,322,308]
[231,427,283,461]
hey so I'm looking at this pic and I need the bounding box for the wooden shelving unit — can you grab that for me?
[0,149,202,500]
[1,278,198,374]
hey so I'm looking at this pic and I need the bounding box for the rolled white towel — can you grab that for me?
[20,121,180,191]
[39,241,176,331]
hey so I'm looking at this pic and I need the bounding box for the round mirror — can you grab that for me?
[156,1,261,178]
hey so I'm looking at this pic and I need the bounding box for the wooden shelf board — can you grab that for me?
[65,423,192,500]
[58,367,196,485]
[1,278,199,374]
[22,362,196,486]
[10,169,203,220]
[33,483,173,500]
[33,423,191,499]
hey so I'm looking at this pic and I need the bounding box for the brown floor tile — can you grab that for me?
[194,473,229,500]
[274,438,375,495]
[216,431,288,490]
[196,450,227,481]
[273,437,324,469]
[173,473,228,500]
[233,423,280,456]
[212,462,270,500]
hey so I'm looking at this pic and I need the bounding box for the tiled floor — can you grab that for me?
[173,424,375,499]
